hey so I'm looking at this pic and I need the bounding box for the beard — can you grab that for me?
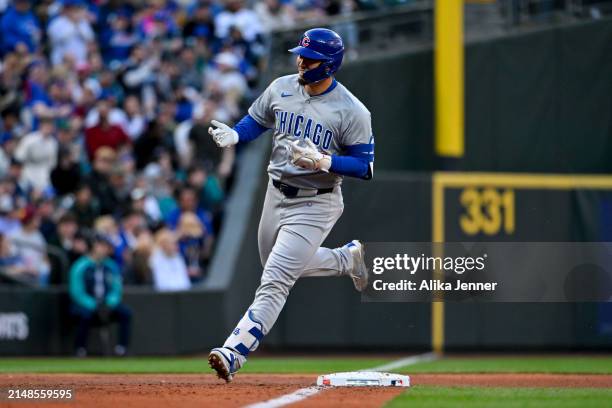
[297,74,307,85]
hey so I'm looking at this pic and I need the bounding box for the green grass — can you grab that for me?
[385,387,612,408]
[1,356,611,375]
[399,357,612,374]
[387,358,612,408]
[1,356,612,375]
[0,357,389,374]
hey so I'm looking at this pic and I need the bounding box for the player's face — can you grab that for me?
[296,56,322,85]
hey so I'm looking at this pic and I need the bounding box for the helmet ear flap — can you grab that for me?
[302,61,333,84]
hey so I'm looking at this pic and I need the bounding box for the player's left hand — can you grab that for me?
[289,139,331,172]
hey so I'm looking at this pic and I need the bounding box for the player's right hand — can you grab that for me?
[290,139,331,172]
[208,120,239,148]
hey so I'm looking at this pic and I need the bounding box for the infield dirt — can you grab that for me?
[1,373,611,408]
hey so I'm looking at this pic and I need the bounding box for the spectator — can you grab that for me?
[7,159,28,206]
[204,80,237,120]
[165,186,214,234]
[134,121,172,170]
[142,163,177,220]
[0,0,41,55]
[254,0,296,33]
[0,147,8,184]
[47,0,95,66]
[120,44,159,98]
[182,2,216,44]
[70,184,100,228]
[125,228,154,285]
[50,147,82,197]
[225,26,263,81]
[85,69,128,126]
[0,177,21,235]
[177,212,210,283]
[100,10,138,66]
[118,210,146,253]
[137,7,179,41]
[108,166,130,213]
[8,206,50,286]
[97,69,125,107]
[13,117,58,192]
[73,84,98,119]
[150,228,191,291]
[87,147,123,215]
[129,186,163,228]
[0,232,29,279]
[173,110,196,169]
[0,108,25,149]
[69,233,131,357]
[37,194,58,241]
[48,212,86,264]
[55,117,82,156]
[177,47,204,92]
[187,164,225,217]
[0,149,13,181]
[25,62,74,130]
[206,51,248,112]
[121,95,146,141]
[93,215,126,268]
[84,98,130,160]
[214,0,263,43]
[0,56,23,117]
[83,88,127,128]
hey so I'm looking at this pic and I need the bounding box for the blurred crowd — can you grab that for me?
[0,0,372,291]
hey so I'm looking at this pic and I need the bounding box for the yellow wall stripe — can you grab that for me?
[431,174,446,354]
[436,172,612,189]
[434,0,464,157]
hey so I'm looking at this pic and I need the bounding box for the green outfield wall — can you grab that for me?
[2,170,612,355]
[337,17,612,172]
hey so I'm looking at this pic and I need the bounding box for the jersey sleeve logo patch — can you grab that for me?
[281,92,292,97]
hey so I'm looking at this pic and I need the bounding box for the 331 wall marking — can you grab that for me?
[459,188,515,236]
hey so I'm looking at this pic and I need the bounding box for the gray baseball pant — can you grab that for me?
[248,178,353,334]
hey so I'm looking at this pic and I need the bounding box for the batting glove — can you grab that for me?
[208,120,239,148]
[290,139,331,172]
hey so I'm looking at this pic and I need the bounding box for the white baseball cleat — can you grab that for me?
[208,347,245,383]
[346,240,368,292]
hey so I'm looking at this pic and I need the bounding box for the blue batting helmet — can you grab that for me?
[289,28,344,84]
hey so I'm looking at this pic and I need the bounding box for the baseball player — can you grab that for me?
[207,28,374,382]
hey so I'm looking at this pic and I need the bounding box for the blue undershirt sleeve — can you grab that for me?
[330,155,369,179]
[233,114,270,143]
[330,143,374,180]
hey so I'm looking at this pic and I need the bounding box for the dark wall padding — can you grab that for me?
[337,18,612,173]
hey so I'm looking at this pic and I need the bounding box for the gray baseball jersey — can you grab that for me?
[248,74,373,189]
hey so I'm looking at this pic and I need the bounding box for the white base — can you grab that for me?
[316,371,410,387]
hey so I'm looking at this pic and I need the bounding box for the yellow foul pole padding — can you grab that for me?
[432,0,465,356]
[434,0,465,157]
[431,175,445,355]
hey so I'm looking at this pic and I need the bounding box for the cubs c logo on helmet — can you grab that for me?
[301,36,310,47]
